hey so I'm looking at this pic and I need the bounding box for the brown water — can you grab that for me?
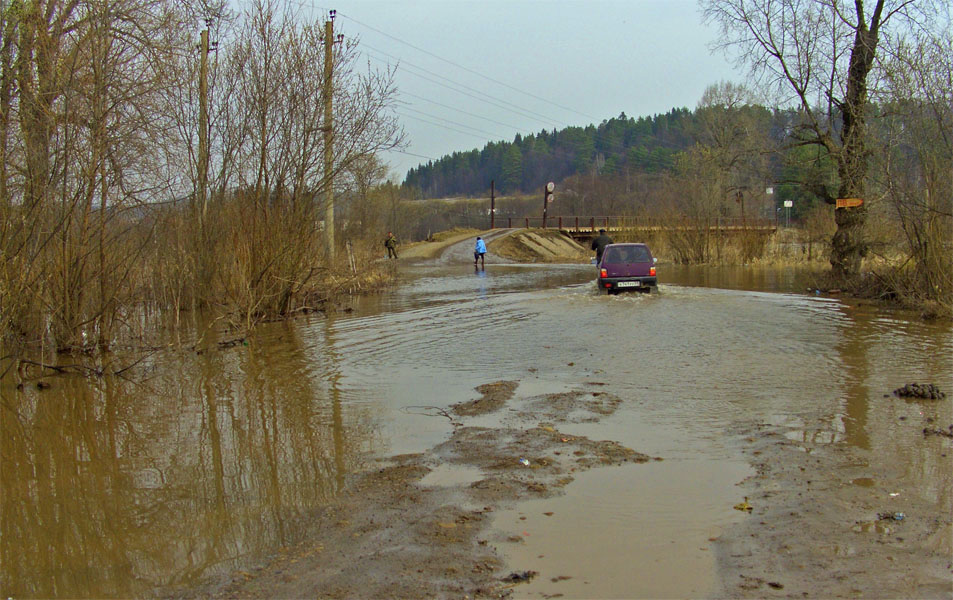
[2,262,951,598]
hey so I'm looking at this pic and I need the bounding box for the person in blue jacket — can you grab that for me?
[474,236,487,268]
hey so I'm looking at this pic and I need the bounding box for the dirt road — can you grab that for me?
[398,228,589,264]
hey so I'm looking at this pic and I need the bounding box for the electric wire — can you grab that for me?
[400,90,532,133]
[281,0,584,130]
[359,44,568,130]
[251,0,683,178]
[398,108,507,141]
[336,10,600,123]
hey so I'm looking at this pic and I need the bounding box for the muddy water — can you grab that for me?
[2,263,950,598]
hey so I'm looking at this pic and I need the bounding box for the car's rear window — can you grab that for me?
[604,246,651,263]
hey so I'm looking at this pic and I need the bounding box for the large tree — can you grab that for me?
[701,0,939,281]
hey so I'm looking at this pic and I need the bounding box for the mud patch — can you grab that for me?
[892,382,946,400]
[452,380,518,416]
[714,421,953,598]
[520,388,623,423]
[185,381,656,599]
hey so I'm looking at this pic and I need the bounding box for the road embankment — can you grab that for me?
[399,228,589,263]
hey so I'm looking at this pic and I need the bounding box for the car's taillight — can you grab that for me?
[650,266,656,276]
[600,268,607,278]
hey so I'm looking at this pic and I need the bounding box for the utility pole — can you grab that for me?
[323,10,339,259]
[736,189,745,230]
[198,27,210,229]
[490,180,495,229]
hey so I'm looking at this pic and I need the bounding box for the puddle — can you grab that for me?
[490,458,753,598]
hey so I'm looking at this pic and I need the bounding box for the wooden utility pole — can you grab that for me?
[541,185,547,228]
[323,12,336,258]
[490,180,495,229]
[198,28,210,228]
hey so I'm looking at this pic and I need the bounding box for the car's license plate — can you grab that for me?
[617,281,641,288]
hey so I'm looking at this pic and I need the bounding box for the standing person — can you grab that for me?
[384,232,398,259]
[474,236,487,268]
[591,228,613,264]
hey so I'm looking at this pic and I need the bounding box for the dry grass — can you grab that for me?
[0,194,396,366]
[488,230,589,263]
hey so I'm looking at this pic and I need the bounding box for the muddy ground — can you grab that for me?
[184,380,655,599]
[715,418,952,598]
[181,376,952,599]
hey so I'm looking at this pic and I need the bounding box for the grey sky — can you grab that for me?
[303,0,742,181]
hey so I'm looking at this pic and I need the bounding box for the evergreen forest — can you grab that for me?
[404,110,696,198]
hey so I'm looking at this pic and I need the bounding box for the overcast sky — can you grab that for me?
[296,0,743,182]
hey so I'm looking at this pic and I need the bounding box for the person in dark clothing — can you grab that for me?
[384,232,398,259]
[591,229,613,263]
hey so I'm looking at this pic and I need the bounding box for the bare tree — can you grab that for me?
[876,26,952,306]
[192,0,404,323]
[701,0,941,282]
[0,0,189,352]
[1,0,407,357]
[692,82,774,260]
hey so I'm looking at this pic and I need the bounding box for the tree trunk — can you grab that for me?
[829,1,883,281]
[831,203,867,279]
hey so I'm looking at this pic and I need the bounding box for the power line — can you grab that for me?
[282,0,597,126]
[359,41,668,161]
[337,10,600,124]
[287,1,580,135]
[388,149,439,161]
[252,1,653,175]
[399,92,531,135]
[398,108,507,140]
[360,44,568,130]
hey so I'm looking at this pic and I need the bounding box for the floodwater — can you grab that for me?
[2,260,951,598]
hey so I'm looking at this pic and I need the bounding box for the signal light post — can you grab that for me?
[542,181,554,228]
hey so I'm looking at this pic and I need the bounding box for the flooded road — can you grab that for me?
[2,260,951,598]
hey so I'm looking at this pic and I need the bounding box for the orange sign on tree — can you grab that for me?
[836,198,864,209]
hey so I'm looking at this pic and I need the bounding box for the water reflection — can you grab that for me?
[0,321,379,598]
[476,268,488,299]
[664,263,824,294]
[836,304,872,450]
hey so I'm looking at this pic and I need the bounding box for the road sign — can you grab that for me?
[836,198,863,209]
[783,200,793,208]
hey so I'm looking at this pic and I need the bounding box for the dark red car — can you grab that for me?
[596,243,658,294]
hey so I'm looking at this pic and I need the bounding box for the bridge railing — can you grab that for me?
[501,216,776,231]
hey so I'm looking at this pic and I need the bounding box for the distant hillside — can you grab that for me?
[402,109,699,198]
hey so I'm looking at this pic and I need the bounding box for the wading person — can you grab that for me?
[591,228,613,264]
[384,232,398,259]
[474,236,487,269]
